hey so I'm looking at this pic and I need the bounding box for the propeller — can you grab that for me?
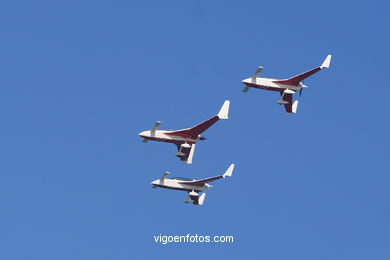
[198,135,206,141]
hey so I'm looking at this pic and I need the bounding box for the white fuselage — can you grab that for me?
[138,130,197,143]
[151,178,211,192]
[242,77,301,92]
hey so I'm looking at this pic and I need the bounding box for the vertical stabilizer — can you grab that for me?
[321,54,332,69]
[198,193,206,206]
[218,100,230,119]
[292,100,299,114]
[223,164,235,178]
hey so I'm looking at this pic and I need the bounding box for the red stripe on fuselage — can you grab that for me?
[243,82,283,92]
[141,136,196,145]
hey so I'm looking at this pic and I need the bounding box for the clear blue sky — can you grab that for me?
[0,0,389,259]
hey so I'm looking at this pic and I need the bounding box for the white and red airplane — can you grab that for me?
[139,100,230,164]
[151,164,235,206]
[242,54,332,114]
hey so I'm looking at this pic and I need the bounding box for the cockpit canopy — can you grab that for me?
[172,177,194,181]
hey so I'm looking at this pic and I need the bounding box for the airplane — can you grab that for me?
[241,54,332,114]
[151,164,235,206]
[138,100,230,164]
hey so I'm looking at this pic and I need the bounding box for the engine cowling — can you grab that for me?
[189,191,198,196]
[181,143,191,149]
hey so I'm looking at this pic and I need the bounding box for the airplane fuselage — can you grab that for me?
[139,130,197,144]
[242,77,301,92]
[151,179,209,192]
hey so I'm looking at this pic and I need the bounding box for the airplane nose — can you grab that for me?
[151,181,158,188]
[139,130,150,137]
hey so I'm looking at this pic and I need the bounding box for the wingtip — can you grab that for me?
[321,54,332,69]
[218,100,230,119]
[223,163,235,177]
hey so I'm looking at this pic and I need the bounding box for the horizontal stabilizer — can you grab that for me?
[151,121,162,137]
[218,100,230,119]
[242,86,250,92]
[184,196,192,203]
[252,66,264,81]
[160,172,170,180]
[152,121,162,131]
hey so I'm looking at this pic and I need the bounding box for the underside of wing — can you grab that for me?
[273,67,321,86]
[273,55,331,86]
[167,116,219,139]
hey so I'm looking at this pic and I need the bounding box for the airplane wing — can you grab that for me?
[167,100,230,140]
[179,164,235,186]
[273,55,332,86]
[175,143,196,164]
[168,116,219,139]
[181,175,224,186]
[279,92,299,114]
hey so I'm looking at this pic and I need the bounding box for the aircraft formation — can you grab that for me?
[140,55,332,205]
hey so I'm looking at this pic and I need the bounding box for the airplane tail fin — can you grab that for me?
[273,55,332,86]
[186,144,196,164]
[292,100,299,114]
[198,193,206,206]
